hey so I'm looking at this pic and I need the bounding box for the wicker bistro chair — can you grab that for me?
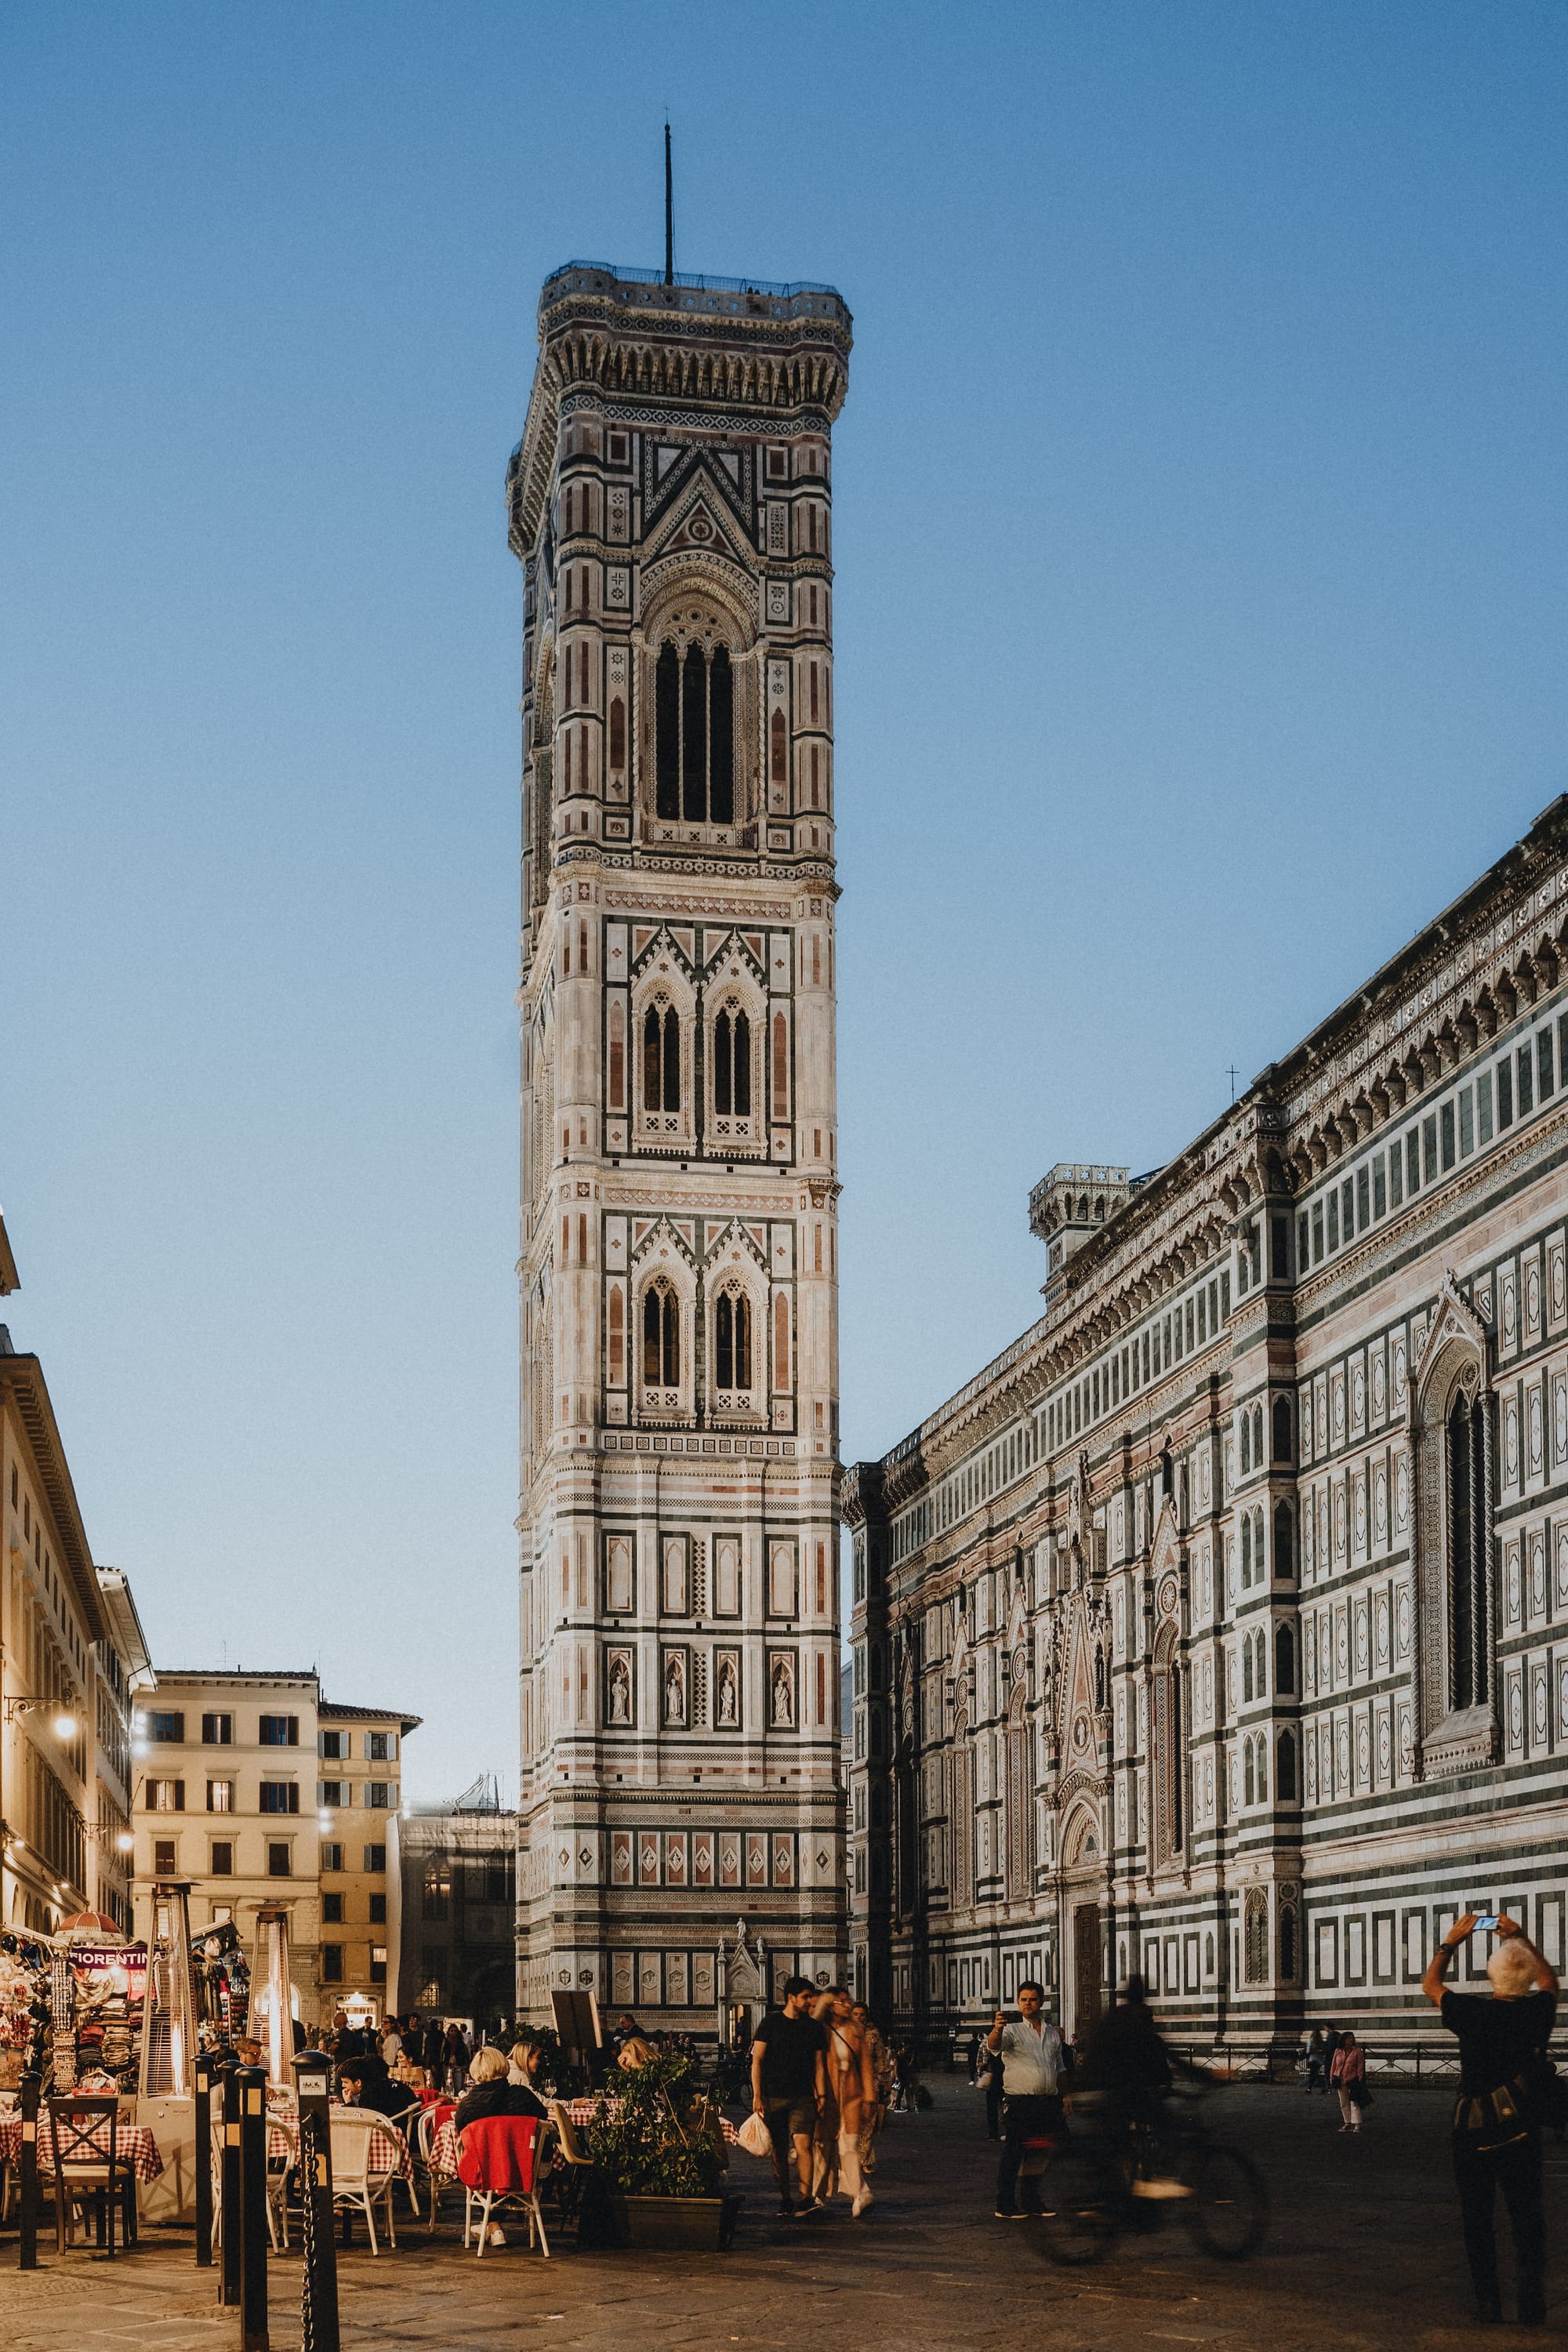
[44,2095,136,2256]
[545,2100,597,2231]
[456,2115,549,2259]
[328,2111,402,2256]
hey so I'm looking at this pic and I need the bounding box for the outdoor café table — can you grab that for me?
[429,2097,737,2182]
[265,2098,413,2180]
[0,2107,165,2182]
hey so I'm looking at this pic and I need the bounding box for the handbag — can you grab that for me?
[736,2111,772,2158]
[1349,2079,1373,2109]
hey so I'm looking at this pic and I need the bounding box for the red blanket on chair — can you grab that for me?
[456,2115,539,2194]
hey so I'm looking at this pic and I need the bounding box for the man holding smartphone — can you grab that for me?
[1424,1910,1559,2326]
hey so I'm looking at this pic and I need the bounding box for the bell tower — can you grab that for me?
[509,261,852,2027]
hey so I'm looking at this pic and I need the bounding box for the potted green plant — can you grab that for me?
[580,2053,741,2249]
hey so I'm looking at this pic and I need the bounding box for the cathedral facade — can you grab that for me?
[509,263,851,2030]
[845,799,1568,2052]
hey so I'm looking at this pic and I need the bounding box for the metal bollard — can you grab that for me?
[293,2052,339,2352]
[194,2055,217,2269]
[236,2065,270,2352]
[220,2064,243,2308]
[18,2068,41,2270]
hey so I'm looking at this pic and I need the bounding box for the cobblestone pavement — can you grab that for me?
[2,2080,1567,2349]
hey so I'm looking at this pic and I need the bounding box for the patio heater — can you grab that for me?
[249,1906,296,2088]
[136,1878,199,2220]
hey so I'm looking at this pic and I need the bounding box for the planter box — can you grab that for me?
[591,2190,742,2250]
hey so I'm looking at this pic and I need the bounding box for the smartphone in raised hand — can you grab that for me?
[1472,1915,1501,1933]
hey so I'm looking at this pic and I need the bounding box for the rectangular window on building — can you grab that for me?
[367,1783,390,1809]
[1498,1057,1514,1127]
[320,1730,347,1760]
[1519,1043,1535,1116]
[207,1780,233,1813]
[369,1892,387,1924]
[260,1781,299,1814]
[1341,1178,1355,1240]
[201,1712,232,1744]
[319,1780,344,1806]
[321,1842,344,1872]
[1440,1102,1456,1170]
[148,1778,185,1812]
[211,1904,233,1926]
[259,1715,299,1748]
[370,1946,388,1985]
[1422,1115,1438,1182]
[1312,1202,1324,1262]
[367,1731,394,1762]
[147,1711,185,1744]
[1389,1142,1403,1206]
[321,1946,343,1983]
[363,1844,386,1874]
[1327,1193,1339,1251]
[1539,1028,1554,1099]
[153,1838,177,1874]
[1458,1087,1474,1156]
[211,1839,234,1875]
[267,1842,291,1878]
[322,1891,344,1923]
[1356,1168,1370,1229]
[1372,1156,1386,1219]
[1478,1069,1494,1144]
[1406,1128,1421,1191]
[1298,1213,1309,1269]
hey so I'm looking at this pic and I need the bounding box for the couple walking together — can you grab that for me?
[751,1976,879,2216]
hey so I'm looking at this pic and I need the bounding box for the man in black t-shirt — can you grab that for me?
[751,1977,828,2215]
[1425,1909,1559,2326]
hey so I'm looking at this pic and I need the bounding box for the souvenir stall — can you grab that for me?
[60,1911,146,2091]
[0,1929,49,2092]
[136,1878,200,2220]
[193,1919,250,2045]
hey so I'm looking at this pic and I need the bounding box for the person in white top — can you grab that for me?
[985,1982,1066,2219]
[379,2020,405,2069]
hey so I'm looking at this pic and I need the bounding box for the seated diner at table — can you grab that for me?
[337,2059,411,2120]
[455,2043,547,2129]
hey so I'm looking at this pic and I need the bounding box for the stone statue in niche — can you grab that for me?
[608,1653,631,1725]
[771,1655,794,1726]
[717,1655,739,1726]
[664,1651,687,1724]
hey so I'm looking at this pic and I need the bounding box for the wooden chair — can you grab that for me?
[44,2095,136,2256]
[546,2100,596,2231]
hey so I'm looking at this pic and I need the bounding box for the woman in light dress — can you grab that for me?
[810,1988,877,2215]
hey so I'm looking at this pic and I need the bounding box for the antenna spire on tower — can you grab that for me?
[664,120,673,286]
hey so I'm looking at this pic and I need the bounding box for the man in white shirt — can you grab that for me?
[985,1981,1066,2219]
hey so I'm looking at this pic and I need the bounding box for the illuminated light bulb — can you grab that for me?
[53,1712,78,1741]
[116,1831,134,1853]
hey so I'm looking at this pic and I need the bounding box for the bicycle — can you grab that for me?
[1036,2087,1269,2267]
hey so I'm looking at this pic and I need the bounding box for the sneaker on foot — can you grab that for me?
[994,2207,1018,2220]
[487,2225,506,2245]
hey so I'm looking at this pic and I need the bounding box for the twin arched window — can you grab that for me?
[656,641,734,824]
[714,1291,753,1392]
[713,1008,751,1116]
[642,1004,681,1114]
[642,1284,680,1387]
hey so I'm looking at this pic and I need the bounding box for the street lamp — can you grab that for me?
[3,1696,80,1740]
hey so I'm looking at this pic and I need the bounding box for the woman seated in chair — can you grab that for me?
[506,2037,552,2110]
[456,2045,547,2130]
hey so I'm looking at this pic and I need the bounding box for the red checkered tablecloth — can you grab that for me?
[0,2113,165,2183]
[265,2101,412,2180]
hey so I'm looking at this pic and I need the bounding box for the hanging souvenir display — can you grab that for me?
[193,1922,250,2045]
[0,1931,50,2091]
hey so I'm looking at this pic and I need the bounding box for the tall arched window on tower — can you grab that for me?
[653,636,735,824]
[642,1004,681,1116]
[714,1290,752,1396]
[713,1007,753,1119]
[770,707,787,789]
[1449,1388,1490,1709]
[642,1283,679,1388]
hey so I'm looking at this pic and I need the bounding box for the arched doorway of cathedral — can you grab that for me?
[1059,1798,1105,2039]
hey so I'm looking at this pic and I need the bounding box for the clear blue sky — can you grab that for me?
[4,4,1565,1797]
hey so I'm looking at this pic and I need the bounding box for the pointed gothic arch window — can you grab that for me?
[1240,1412,1251,1475]
[655,644,680,820]
[714,1290,752,1393]
[642,1004,681,1115]
[609,695,626,775]
[1275,1622,1294,1695]
[1252,1404,1265,1468]
[1151,1629,1184,1866]
[770,706,787,786]
[652,630,736,824]
[1272,1396,1293,1463]
[642,1282,679,1388]
[1241,1515,1253,1588]
[1244,1886,1269,1980]
[1277,1729,1297,1802]
[1273,1500,1294,1580]
[1449,1388,1490,1710]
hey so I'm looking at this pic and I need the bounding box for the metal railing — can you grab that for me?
[543,259,845,303]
